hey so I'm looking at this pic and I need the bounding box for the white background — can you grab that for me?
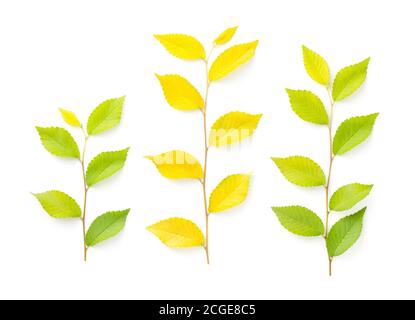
[0,0,413,300]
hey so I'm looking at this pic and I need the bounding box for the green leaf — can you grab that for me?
[33,190,81,219]
[333,113,379,155]
[326,208,366,257]
[86,148,129,187]
[36,127,80,159]
[330,183,373,212]
[272,206,324,237]
[286,89,328,125]
[302,46,330,86]
[272,156,326,187]
[86,209,130,247]
[332,58,370,101]
[87,96,125,135]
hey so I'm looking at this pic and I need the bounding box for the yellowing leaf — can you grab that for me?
[272,156,326,187]
[209,112,262,147]
[302,46,330,86]
[214,26,238,45]
[209,41,259,81]
[286,89,328,125]
[154,34,206,60]
[156,74,204,111]
[59,108,81,127]
[208,174,250,213]
[87,96,125,136]
[332,58,370,101]
[36,127,80,159]
[146,150,203,180]
[147,218,205,248]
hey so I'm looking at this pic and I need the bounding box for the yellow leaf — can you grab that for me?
[209,174,251,213]
[302,46,330,86]
[209,111,262,147]
[146,150,203,180]
[214,26,238,45]
[147,218,205,248]
[156,74,204,111]
[209,41,259,81]
[59,108,81,127]
[154,34,206,60]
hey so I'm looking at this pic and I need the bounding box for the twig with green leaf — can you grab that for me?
[33,97,130,261]
[272,46,378,276]
[147,27,261,264]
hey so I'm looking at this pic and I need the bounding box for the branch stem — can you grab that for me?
[201,47,214,264]
[80,127,89,262]
[325,87,335,276]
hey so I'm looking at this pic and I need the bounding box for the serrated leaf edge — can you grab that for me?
[86,209,130,247]
[272,156,326,187]
[86,148,130,186]
[35,126,80,159]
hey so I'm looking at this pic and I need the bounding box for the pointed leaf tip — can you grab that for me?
[156,74,204,111]
[273,205,324,237]
[59,108,82,127]
[86,209,130,247]
[214,26,238,45]
[86,148,129,187]
[154,34,206,60]
[208,174,250,213]
[146,150,203,180]
[332,58,371,101]
[87,97,125,135]
[209,41,258,81]
[302,46,330,86]
[36,126,80,159]
[326,208,366,257]
[147,218,205,248]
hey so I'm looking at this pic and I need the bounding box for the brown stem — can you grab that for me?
[201,47,214,264]
[80,127,89,262]
[325,87,335,276]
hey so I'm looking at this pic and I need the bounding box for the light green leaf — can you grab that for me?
[302,46,330,85]
[86,209,130,247]
[272,156,326,187]
[272,206,324,237]
[286,89,328,125]
[87,96,125,135]
[330,183,373,212]
[86,148,129,187]
[33,190,81,219]
[326,208,365,257]
[332,58,370,101]
[36,127,80,159]
[333,113,379,155]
